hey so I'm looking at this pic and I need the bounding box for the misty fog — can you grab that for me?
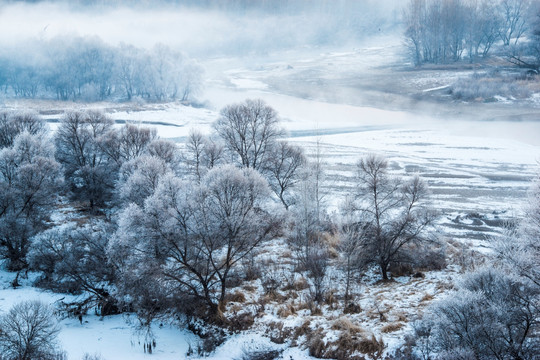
[2,0,540,147]
[0,1,401,55]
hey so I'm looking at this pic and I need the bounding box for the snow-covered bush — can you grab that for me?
[415,267,539,359]
[28,221,116,306]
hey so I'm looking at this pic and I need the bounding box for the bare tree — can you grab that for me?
[403,0,426,66]
[0,300,62,360]
[288,140,328,274]
[305,244,330,303]
[115,43,139,101]
[507,3,540,70]
[350,155,436,280]
[465,0,501,62]
[339,197,368,303]
[184,130,205,182]
[183,129,225,182]
[404,0,502,64]
[213,99,284,171]
[499,0,530,46]
[263,141,306,210]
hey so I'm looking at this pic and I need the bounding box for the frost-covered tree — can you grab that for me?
[117,155,171,206]
[339,196,369,303]
[417,267,539,359]
[111,165,281,318]
[348,155,436,280]
[183,130,225,182]
[288,140,328,273]
[0,300,62,360]
[0,132,62,270]
[55,110,114,210]
[0,111,47,149]
[404,0,504,64]
[146,138,182,171]
[99,123,157,168]
[495,171,540,288]
[507,3,540,70]
[214,99,284,171]
[0,36,203,102]
[28,221,116,309]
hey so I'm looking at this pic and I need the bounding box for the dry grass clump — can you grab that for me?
[344,303,362,314]
[261,292,287,304]
[277,303,296,318]
[242,284,257,293]
[310,305,323,316]
[321,232,340,259]
[308,330,385,360]
[295,299,323,315]
[292,319,312,341]
[450,71,538,102]
[266,321,292,344]
[356,335,385,358]
[381,322,404,333]
[281,274,303,292]
[293,277,310,291]
[324,291,338,308]
[331,317,364,334]
[227,312,255,332]
[225,290,246,304]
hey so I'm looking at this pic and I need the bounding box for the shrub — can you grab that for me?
[308,330,385,360]
[225,291,246,304]
[415,268,539,359]
[450,72,535,102]
[0,300,63,360]
[331,317,364,334]
[344,302,362,314]
[381,322,404,333]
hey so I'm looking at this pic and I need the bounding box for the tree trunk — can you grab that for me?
[381,264,389,280]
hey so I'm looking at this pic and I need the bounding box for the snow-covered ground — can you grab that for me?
[1,35,540,359]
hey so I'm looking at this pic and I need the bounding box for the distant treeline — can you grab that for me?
[403,0,540,66]
[0,37,203,102]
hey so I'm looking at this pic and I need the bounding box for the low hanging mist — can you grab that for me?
[0,0,401,55]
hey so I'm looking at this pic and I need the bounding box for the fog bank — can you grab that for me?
[0,1,402,57]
